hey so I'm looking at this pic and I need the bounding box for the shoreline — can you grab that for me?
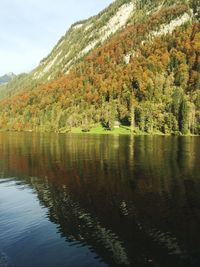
[0,125,199,137]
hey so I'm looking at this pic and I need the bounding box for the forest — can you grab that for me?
[0,2,199,135]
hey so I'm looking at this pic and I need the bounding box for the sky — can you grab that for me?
[0,0,114,76]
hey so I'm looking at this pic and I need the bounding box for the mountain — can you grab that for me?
[0,0,199,135]
[0,72,15,85]
[0,0,195,98]
[32,0,136,81]
[0,0,138,98]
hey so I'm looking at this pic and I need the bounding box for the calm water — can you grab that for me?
[0,133,200,267]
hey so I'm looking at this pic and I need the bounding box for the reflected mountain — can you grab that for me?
[0,133,200,267]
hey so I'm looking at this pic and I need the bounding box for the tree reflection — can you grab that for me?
[0,133,200,267]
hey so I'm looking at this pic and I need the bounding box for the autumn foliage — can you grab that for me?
[0,4,199,135]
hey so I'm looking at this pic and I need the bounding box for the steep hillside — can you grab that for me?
[0,0,136,99]
[32,0,135,81]
[0,0,194,99]
[0,0,199,135]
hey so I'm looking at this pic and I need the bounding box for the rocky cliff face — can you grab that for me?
[31,0,193,82]
[32,1,136,81]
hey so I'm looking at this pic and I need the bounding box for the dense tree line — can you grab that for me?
[0,3,199,135]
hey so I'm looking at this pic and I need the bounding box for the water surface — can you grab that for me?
[0,133,200,267]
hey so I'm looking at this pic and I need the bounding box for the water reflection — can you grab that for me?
[0,133,200,267]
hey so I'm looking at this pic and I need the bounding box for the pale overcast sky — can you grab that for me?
[0,0,113,76]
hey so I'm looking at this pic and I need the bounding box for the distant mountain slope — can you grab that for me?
[0,0,199,135]
[0,73,15,85]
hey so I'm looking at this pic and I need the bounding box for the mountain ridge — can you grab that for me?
[0,0,193,99]
[0,0,199,135]
[0,0,135,99]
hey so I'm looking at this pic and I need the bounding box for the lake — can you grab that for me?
[0,133,200,267]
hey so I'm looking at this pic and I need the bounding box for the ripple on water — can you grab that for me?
[0,252,13,267]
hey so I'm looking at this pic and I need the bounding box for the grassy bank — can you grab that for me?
[73,125,132,135]
[59,124,166,136]
[0,124,197,136]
